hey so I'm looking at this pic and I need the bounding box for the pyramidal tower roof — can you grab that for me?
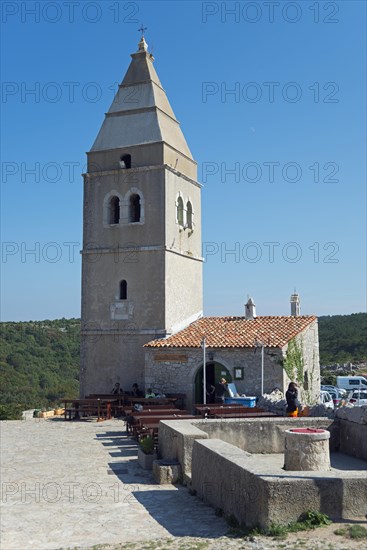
[90,37,193,158]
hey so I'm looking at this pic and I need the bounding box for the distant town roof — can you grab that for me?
[145,316,317,349]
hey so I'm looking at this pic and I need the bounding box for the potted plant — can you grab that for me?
[137,435,157,470]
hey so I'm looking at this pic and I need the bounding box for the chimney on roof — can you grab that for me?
[245,297,256,320]
[290,292,300,316]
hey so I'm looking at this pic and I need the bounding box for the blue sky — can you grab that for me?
[1,0,366,321]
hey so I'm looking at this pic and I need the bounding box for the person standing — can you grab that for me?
[205,382,215,404]
[215,378,228,404]
[286,382,300,417]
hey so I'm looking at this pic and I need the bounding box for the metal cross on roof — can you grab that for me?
[138,24,147,37]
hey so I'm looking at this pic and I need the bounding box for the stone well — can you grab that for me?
[284,428,331,471]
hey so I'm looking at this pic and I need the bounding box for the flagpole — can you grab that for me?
[202,337,206,405]
[261,343,264,396]
[255,338,265,396]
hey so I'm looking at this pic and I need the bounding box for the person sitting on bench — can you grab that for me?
[132,383,144,397]
[111,382,123,395]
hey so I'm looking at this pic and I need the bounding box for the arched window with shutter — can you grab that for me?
[109,196,120,225]
[177,196,184,226]
[129,194,141,223]
[186,201,193,229]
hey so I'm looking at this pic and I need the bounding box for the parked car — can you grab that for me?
[321,385,347,396]
[321,386,346,407]
[320,390,335,410]
[347,390,367,407]
[321,386,346,406]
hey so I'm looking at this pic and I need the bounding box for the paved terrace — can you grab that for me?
[2,414,367,550]
[0,415,228,550]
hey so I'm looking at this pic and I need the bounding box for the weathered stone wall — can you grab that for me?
[191,438,367,529]
[257,390,335,417]
[336,406,367,461]
[80,332,154,396]
[282,319,320,405]
[195,417,338,454]
[158,417,339,478]
[146,347,287,411]
[158,419,209,478]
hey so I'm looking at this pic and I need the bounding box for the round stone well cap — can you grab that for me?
[285,428,330,441]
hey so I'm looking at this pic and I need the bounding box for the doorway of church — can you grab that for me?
[194,362,232,404]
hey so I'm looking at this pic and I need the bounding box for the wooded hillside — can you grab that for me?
[318,313,367,365]
[0,319,79,418]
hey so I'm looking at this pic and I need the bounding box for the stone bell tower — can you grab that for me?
[80,36,203,395]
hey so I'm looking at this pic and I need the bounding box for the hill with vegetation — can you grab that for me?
[0,319,80,419]
[0,313,366,419]
[318,313,367,365]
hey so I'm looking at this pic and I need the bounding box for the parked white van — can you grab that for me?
[336,376,367,391]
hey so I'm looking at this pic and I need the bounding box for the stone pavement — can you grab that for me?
[0,416,228,550]
[1,416,366,550]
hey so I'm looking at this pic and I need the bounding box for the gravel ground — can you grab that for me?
[76,520,367,550]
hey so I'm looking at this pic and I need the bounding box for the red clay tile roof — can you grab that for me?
[145,316,317,349]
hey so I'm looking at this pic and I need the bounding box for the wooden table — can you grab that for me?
[63,398,118,421]
[86,393,127,416]
[87,393,125,403]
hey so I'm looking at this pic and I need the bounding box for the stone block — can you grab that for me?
[336,405,367,424]
[137,448,157,470]
[153,459,182,484]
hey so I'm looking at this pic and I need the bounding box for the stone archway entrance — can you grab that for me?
[194,362,232,404]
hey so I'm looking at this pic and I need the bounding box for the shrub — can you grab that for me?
[0,403,23,420]
[139,435,155,454]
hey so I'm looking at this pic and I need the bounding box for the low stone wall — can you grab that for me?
[159,417,338,478]
[158,419,208,478]
[339,419,367,461]
[336,406,367,461]
[195,417,338,455]
[191,438,367,529]
[192,440,262,527]
[257,390,335,418]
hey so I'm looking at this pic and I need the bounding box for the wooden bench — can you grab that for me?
[126,409,188,435]
[123,405,178,421]
[131,412,191,438]
[135,415,196,440]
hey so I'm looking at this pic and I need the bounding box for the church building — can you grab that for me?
[80,37,320,406]
[145,297,320,411]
